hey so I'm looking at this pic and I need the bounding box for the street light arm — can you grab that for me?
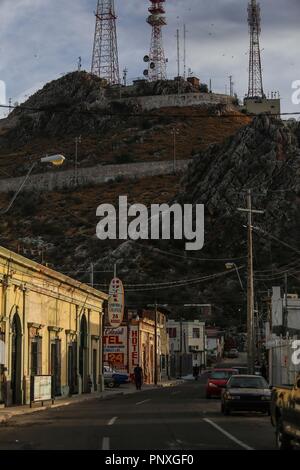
[0,162,37,215]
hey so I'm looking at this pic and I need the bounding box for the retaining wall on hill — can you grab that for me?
[116,92,234,111]
[0,160,191,193]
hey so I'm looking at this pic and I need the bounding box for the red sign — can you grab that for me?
[129,325,139,373]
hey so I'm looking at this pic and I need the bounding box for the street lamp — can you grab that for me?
[0,154,66,215]
[225,262,245,292]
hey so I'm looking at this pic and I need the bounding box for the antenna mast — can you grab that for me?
[91,0,120,85]
[247,0,264,98]
[147,0,167,81]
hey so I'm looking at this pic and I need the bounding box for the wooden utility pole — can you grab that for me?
[238,189,264,374]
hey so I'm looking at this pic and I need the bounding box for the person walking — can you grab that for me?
[134,364,143,390]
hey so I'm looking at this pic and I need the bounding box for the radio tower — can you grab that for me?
[247,0,265,98]
[146,0,167,81]
[91,0,120,85]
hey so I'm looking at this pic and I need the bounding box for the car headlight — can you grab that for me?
[227,395,240,400]
[261,396,270,401]
[208,382,218,388]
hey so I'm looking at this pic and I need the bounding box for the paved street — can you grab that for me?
[0,378,275,451]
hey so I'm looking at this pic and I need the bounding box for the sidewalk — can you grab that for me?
[0,379,182,425]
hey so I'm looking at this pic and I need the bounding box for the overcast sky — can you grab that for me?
[0,0,299,117]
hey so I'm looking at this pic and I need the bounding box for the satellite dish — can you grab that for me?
[150,62,155,70]
[143,69,149,77]
[143,55,150,63]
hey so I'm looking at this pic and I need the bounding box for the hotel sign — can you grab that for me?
[108,277,125,328]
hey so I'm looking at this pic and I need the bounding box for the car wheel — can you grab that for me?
[221,403,225,414]
[224,405,231,416]
[107,380,115,389]
[206,393,211,399]
[276,419,293,450]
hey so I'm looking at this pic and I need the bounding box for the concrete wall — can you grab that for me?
[116,92,234,111]
[0,160,191,193]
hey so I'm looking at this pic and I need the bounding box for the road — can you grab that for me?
[0,378,275,451]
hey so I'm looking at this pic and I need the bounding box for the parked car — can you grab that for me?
[206,368,238,398]
[104,365,130,387]
[271,374,300,450]
[221,374,271,415]
[227,348,239,359]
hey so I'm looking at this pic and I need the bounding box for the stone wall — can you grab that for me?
[0,160,191,193]
[115,92,234,111]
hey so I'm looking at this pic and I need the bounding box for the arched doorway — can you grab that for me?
[11,313,22,405]
[79,315,88,393]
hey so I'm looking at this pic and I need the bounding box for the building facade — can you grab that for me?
[167,320,205,377]
[103,308,169,384]
[0,246,107,407]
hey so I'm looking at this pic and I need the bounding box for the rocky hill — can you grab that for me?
[0,72,250,178]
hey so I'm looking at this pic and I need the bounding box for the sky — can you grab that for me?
[0,0,299,117]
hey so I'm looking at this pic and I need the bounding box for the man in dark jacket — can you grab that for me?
[134,365,143,390]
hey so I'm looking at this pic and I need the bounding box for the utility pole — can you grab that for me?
[283,272,288,335]
[154,302,158,385]
[90,263,94,288]
[183,24,187,81]
[74,136,81,186]
[172,128,179,173]
[229,75,234,97]
[238,189,264,374]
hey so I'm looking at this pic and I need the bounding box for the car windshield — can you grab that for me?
[228,376,268,389]
[211,371,234,380]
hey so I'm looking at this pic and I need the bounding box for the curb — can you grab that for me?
[0,391,125,426]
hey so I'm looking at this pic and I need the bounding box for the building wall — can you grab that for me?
[0,160,191,194]
[0,246,107,406]
[244,97,281,116]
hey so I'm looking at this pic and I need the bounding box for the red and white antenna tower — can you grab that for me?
[247,0,265,98]
[91,0,120,85]
[146,0,167,81]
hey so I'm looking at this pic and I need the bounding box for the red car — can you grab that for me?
[206,368,238,398]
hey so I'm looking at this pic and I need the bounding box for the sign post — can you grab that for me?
[30,375,53,407]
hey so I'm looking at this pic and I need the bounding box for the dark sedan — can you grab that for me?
[221,375,271,415]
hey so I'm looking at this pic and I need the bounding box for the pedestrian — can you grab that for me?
[193,364,200,381]
[134,364,143,390]
[260,362,267,380]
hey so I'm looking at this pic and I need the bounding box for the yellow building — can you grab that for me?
[0,246,107,407]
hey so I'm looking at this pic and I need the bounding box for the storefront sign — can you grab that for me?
[103,326,128,370]
[108,277,125,327]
